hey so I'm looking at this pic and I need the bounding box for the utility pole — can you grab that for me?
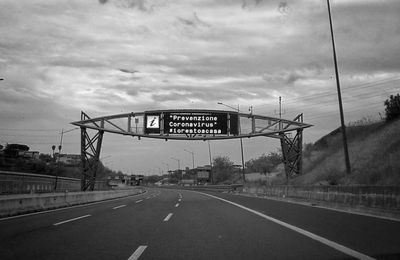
[327,0,351,175]
[275,96,286,130]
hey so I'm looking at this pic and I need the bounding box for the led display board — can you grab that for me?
[144,110,239,136]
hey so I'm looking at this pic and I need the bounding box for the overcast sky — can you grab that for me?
[1,0,399,175]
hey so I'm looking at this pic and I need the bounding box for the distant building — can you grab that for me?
[196,165,212,183]
[18,151,40,160]
[56,154,81,165]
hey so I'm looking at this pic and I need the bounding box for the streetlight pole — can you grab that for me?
[162,162,169,175]
[171,157,181,179]
[326,0,351,175]
[217,102,246,183]
[54,127,79,191]
[184,149,195,169]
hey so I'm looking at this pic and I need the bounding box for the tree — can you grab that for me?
[245,152,282,174]
[212,156,234,183]
[384,94,400,121]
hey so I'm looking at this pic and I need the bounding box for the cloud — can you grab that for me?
[118,68,139,74]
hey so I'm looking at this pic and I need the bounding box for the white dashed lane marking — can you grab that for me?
[163,213,173,222]
[113,205,126,210]
[175,203,179,207]
[135,200,143,203]
[128,245,147,260]
[53,215,91,226]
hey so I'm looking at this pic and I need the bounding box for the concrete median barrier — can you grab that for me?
[0,188,145,218]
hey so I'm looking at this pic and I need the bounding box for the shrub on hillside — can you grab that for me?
[384,93,400,121]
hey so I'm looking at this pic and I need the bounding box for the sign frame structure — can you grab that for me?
[72,109,312,191]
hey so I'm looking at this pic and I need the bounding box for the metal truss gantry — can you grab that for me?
[80,112,104,191]
[72,110,312,190]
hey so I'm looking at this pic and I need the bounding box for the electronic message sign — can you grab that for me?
[144,110,239,136]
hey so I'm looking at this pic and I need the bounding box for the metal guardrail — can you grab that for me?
[243,185,400,210]
[0,171,108,195]
[157,184,243,192]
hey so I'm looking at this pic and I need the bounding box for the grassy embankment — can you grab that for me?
[291,118,400,185]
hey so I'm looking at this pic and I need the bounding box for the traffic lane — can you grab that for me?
[0,188,176,260]
[200,191,400,259]
[142,190,349,260]
[0,188,151,239]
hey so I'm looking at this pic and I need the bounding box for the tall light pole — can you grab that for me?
[54,127,79,191]
[217,102,246,183]
[171,157,181,179]
[326,0,351,175]
[184,149,195,169]
[162,162,169,175]
[171,157,180,171]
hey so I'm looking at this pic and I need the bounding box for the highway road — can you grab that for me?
[1,188,399,260]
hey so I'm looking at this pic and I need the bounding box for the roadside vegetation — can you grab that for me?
[243,93,400,186]
[0,149,121,181]
[293,93,400,185]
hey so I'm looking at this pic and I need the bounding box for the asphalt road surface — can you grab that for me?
[1,188,399,260]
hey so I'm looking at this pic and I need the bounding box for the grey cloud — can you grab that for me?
[242,0,263,9]
[177,17,196,27]
[285,72,303,85]
[118,68,139,74]
[113,0,155,12]
[177,12,210,28]
[278,2,290,15]
[150,84,269,104]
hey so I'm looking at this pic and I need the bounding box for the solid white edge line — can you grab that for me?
[53,214,91,226]
[196,191,375,260]
[163,213,173,222]
[135,199,143,203]
[113,205,126,210]
[128,245,147,260]
[0,190,148,221]
[175,203,179,207]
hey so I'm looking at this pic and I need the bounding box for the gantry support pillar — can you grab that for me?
[80,112,104,191]
[279,114,304,184]
[280,129,303,184]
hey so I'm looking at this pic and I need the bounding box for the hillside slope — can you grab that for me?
[292,118,400,185]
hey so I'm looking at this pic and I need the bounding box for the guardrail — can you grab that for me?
[0,171,109,194]
[243,185,400,211]
[157,184,243,192]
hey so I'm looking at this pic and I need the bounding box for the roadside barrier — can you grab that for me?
[0,188,144,218]
[0,170,108,194]
[243,185,400,211]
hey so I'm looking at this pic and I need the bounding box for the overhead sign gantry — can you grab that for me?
[71,109,312,191]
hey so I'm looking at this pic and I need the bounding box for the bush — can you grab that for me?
[384,93,400,121]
